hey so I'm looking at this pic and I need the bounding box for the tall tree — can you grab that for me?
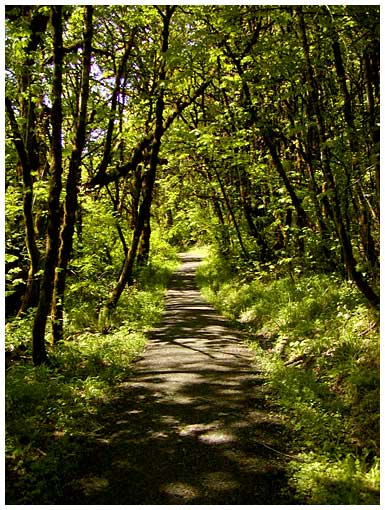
[5,7,50,315]
[296,6,378,307]
[101,6,177,320]
[51,6,93,343]
[32,6,64,364]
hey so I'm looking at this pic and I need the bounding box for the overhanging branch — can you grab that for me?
[86,78,212,188]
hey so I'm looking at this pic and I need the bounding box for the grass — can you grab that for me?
[5,241,179,504]
[196,248,380,505]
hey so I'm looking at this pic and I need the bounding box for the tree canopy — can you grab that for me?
[5,6,380,505]
[5,5,379,361]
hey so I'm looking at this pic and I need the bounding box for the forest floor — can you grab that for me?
[62,253,298,504]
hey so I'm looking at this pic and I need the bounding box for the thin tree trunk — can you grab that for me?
[5,10,49,315]
[100,7,176,324]
[263,132,311,231]
[297,6,379,308]
[105,182,130,258]
[5,98,41,314]
[328,23,378,277]
[32,6,64,364]
[88,78,212,189]
[363,49,380,219]
[96,32,136,180]
[51,6,93,343]
[212,164,249,259]
[101,163,159,322]
[136,216,151,266]
[205,168,231,255]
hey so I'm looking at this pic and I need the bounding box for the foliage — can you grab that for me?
[5,4,379,504]
[5,241,178,504]
[196,248,379,504]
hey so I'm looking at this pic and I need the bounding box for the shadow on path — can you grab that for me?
[63,253,297,504]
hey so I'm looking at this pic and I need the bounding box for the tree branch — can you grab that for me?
[87,78,212,188]
[5,97,30,172]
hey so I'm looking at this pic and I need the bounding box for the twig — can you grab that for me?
[284,354,305,366]
[359,321,377,337]
[256,441,304,461]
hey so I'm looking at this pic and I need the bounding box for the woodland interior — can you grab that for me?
[5,5,379,505]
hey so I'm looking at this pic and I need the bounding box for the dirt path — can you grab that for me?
[64,253,296,504]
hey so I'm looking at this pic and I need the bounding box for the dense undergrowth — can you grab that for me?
[196,249,380,505]
[5,238,179,504]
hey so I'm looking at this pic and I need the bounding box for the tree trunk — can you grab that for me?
[101,164,158,323]
[263,132,311,231]
[136,215,151,266]
[297,6,379,308]
[51,6,93,343]
[205,168,231,255]
[96,33,136,181]
[31,6,64,364]
[5,9,49,315]
[5,98,42,315]
[363,49,380,219]
[212,164,249,259]
[329,27,378,278]
[100,7,175,325]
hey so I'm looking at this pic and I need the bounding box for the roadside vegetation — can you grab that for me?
[5,235,178,504]
[196,248,380,505]
[6,5,379,505]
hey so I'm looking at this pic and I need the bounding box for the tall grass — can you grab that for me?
[196,249,380,505]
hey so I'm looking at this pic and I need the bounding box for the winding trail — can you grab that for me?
[65,253,296,504]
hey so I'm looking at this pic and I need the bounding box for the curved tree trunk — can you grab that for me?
[51,6,93,343]
[6,98,42,315]
[100,7,176,327]
[32,6,64,364]
[5,9,49,315]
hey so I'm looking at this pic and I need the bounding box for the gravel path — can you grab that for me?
[64,253,296,504]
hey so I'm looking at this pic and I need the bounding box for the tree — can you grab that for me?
[5,5,379,358]
[51,6,93,343]
[31,6,64,364]
[5,7,50,315]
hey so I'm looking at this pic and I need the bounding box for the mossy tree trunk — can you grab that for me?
[5,8,49,316]
[296,6,379,308]
[31,6,64,364]
[51,6,93,343]
[100,7,176,326]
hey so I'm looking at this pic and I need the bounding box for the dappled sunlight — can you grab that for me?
[160,481,200,501]
[74,475,109,496]
[198,430,237,445]
[56,254,293,505]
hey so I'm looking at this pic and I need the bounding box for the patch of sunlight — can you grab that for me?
[201,471,240,491]
[162,415,180,426]
[161,481,199,500]
[170,395,196,404]
[96,438,110,445]
[199,430,237,444]
[77,475,109,496]
[239,309,258,324]
[178,423,213,436]
[150,431,169,439]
